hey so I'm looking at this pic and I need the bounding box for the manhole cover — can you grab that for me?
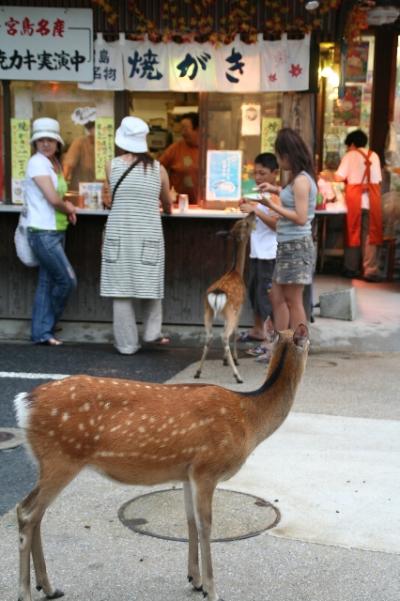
[119,488,280,542]
[0,428,25,450]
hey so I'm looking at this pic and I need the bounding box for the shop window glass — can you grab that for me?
[128,91,199,204]
[207,92,283,198]
[9,81,114,203]
[321,36,375,171]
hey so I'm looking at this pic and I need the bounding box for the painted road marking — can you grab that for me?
[0,372,68,380]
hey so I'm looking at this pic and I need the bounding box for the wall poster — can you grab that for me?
[206,150,242,201]
[333,86,362,126]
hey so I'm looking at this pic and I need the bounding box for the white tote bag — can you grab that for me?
[14,208,39,268]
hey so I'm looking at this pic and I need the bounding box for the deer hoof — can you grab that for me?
[223,359,228,366]
[234,359,239,366]
[235,376,243,384]
[188,576,203,592]
[46,590,64,599]
[194,371,201,379]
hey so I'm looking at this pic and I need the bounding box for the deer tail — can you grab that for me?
[207,290,227,317]
[14,392,31,429]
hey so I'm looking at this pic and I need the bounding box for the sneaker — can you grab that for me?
[255,350,271,363]
[246,344,268,357]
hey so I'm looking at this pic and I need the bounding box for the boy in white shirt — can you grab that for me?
[238,153,280,358]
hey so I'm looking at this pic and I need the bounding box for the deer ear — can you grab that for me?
[293,323,309,348]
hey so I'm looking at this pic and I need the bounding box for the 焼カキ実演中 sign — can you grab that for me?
[0,7,93,81]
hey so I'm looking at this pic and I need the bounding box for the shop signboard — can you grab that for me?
[11,118,30,204]
[77,35,311,93]
[206,150,242,202]
[0,7,93,81]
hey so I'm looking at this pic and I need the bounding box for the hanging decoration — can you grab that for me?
[90,0,344,44]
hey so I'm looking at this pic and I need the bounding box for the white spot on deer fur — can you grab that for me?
[48,430,55,437]
[122,400,129,405]
[220,407,227,415]
[62,412,70,422]
[180,429,187,435]
[69,386,76,391]
[171,430,178,436]
[141,414,148,420]
[69,438,75,444]
[99,425,105,431]
[104,402,111,409]
[168,417,174,424]
[94,435,100,441]
[51,408,58,416]
[97,394,103,400]
[99,380,105,384]
[75,443,81,450]
[145,385,151,389]
[89,418,95,426]
[78,423,85,431]
[110,425,121,432]
[138,426,146,433]
[149,417,155,423]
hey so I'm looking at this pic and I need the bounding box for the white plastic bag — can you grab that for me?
[14,209,39,267]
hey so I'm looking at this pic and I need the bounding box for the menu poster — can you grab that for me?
[261,117,282,153]
[333,86,362,126]
[206,150,242,201]
[95,117,114,180]
[345,42,369,83]
[11,118,30,203]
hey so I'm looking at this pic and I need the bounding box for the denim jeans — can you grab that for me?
[28,230,77,343]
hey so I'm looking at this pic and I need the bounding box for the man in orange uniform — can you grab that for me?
[335,129,383,281]
[63,107,96,191]
[159,112,199,205]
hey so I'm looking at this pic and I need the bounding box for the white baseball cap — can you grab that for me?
[115,116,149,153]
[30,117,64,146]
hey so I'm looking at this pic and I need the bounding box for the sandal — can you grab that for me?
[144,335,170,346]
[39,338,63,347]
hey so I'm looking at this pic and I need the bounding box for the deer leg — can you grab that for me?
[183,481,202,591]
[17,460,80,601]
[190,475,219,601]
[232,328,239,366]
[221,311,243,383]
[194,307,213,379]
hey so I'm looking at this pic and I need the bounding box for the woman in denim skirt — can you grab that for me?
[256,128,317,330]
[25,118,77,346]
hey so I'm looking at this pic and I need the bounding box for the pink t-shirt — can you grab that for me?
[335,149,381,209]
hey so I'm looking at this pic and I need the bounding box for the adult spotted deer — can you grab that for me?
[14,324,309,601]
[195,213,255,383]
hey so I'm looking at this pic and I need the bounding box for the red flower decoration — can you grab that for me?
[289,63,302,77]
[268,72,277,82]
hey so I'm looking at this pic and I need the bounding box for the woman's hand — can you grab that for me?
[257,182,279,194]
[65,200,77,225]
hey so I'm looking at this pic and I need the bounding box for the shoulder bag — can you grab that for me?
[14,207,39,268]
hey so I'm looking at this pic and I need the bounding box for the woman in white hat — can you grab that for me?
[25,117,77,346]
[100,116,172,355]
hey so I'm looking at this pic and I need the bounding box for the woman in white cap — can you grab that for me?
[100,116,172,355]
[25,117,77,346]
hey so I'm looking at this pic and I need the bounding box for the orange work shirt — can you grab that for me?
[159,140,199,204]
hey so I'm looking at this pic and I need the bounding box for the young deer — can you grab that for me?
[194,213,255,383]
[14,323,309,601]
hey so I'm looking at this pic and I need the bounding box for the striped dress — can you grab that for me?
[100,157,165,299]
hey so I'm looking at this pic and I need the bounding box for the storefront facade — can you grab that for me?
[0,1,399,330]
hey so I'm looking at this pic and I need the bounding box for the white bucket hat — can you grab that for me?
[115,116,149,153]
[30,117,64,146]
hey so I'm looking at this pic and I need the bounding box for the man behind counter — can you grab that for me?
[159,112,199,205]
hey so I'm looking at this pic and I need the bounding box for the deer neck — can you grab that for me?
[243,345,307,448]
[232,238,248,276]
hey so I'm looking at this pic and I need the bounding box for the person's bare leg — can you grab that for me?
[270,283,290,331]
[283,284,307,329]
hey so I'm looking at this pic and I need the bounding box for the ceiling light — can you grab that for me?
[367,6,400,26]
[305,1,320,10]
